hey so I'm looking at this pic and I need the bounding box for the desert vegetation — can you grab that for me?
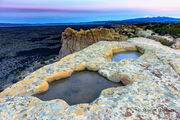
[136,23,180,38]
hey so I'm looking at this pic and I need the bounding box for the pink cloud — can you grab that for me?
[0,3,180,13]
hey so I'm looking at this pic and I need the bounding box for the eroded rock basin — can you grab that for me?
[35,71,121,105]
[112,51,141,62]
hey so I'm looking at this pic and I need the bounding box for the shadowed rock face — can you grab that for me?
[59,27,128,59]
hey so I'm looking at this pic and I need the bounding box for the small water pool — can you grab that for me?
[112,51,141,62]
[35,71,121,105]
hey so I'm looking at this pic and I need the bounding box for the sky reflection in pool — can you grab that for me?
[112,51,141,62]
[35,71,121,105]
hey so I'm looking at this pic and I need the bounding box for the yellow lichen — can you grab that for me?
[74,63,86,71]
[61,54,75,61]
[72,108,84,116]
[45,69,73,82]
[35,81,49,93]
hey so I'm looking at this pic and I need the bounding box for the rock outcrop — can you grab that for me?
[114,25,141,38]
[59,26,178,59]
[115,25,176,46]
[136,29,175,46]
[0,38,180,119]
[59,27,128,59]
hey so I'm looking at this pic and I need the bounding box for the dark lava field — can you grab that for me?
[0,25,110,91]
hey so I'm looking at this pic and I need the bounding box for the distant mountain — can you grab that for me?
[0,17,180,27]
[105,17,180,25]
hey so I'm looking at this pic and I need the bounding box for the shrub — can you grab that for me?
[159,38,174,46]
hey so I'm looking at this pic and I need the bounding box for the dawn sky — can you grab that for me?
[0,0,180,23]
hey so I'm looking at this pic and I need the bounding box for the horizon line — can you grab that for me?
[0,16,180,24]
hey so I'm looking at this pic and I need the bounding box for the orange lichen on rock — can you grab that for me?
[60,54,75,61]
[74,63,86,71]
[86,62,101,71]
[72,108,84,116]
[112,47,122,54]
[0,80,33,96]
[0,88,14,97]
[45,69,73,82]
[35,81,49,94]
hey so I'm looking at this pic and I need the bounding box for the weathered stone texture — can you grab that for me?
[59,27,128,59]
[0,38,180,120]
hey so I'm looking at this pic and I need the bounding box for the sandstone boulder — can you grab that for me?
[114,25,141,38]
[136,29,175,46]
[136,29,154,37]
[172,38,180,49]
[172,42,180,49]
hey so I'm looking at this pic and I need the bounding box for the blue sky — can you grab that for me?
[0,0,180,23]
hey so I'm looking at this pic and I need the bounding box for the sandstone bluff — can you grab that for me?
[59,26,179,59]
[0,38,180,119]
[59,27,128,59]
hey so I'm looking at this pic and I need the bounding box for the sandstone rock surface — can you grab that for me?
[59,27,128,59]
[114,25,140,38]
[0,38,180,120]
[172,38,180,49]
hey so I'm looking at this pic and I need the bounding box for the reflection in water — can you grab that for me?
[112,51,141,62]
[35,71,121,105]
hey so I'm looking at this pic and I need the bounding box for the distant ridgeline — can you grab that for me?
[0,17,180,27]
[105,17,180,25]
